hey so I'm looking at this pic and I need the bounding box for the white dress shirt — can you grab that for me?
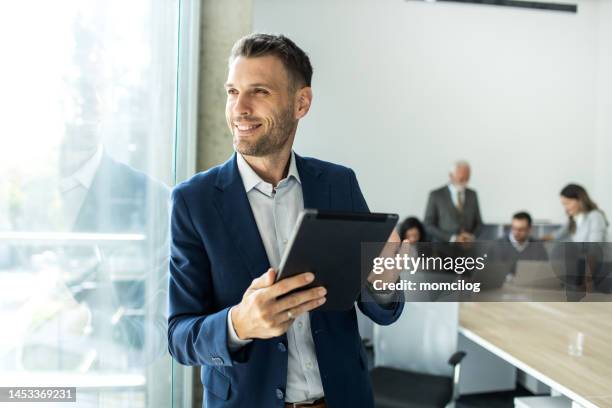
[227,151,325,403]
[447,183,465,209]
[447,184,465,242]
[58,145,104,230]
[508,233,530,253]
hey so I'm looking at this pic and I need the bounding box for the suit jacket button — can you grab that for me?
[277,342,287,352]
[275,388,284,400]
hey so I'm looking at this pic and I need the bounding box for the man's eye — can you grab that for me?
[227,89,238,95]
[254,88,269,95]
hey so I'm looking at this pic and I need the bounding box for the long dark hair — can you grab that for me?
[398,217,428,242]
[560,183,608,233]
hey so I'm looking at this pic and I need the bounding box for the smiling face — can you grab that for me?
[225,55,309,157]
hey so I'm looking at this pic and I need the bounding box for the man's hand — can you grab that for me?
[367,229,403,285]
[231,269,326,340]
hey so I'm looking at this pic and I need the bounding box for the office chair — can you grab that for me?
[370,302,466,408]
[476,224,504,241]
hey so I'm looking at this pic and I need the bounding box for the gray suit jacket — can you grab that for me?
[424,185,483,242]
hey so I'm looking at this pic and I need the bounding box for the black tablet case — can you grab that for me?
[277,209,398,311]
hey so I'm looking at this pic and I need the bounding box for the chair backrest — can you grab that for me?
[373,302,459,377]
[477,224,505,240]
[533,224,562,239]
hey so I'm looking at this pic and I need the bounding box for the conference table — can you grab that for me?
[459,302,612,408]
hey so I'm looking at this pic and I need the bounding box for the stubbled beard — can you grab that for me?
[233,105,296,157]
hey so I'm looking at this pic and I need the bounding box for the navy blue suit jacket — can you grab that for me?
[168,153,404,408]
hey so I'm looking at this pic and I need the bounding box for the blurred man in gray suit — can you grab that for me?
[424,160,483,242]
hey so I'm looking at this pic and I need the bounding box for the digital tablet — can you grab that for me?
[276,209,399,311]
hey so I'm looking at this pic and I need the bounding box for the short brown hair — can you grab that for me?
[229,33,313,89]
[512,211,533,227]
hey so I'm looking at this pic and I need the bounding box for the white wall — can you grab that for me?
[254,0,611,225]
[593,0,612,226]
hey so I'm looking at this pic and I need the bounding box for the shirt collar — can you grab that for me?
[448,183,466,195]
[508,232,529,252]
[59,145,104,192]
[236,151,301,194]
[574,212,585,226]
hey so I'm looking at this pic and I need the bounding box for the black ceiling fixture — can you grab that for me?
[410,0,578,13]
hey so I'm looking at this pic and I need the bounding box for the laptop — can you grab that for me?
[512,260,562,290]
[471,261,511,290]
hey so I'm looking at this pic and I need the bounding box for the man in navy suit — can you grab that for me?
[168,33,404,408]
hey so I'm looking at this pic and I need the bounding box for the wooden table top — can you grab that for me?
[460,302,612,408]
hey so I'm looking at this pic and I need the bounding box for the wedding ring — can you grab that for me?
[287,311,294,320]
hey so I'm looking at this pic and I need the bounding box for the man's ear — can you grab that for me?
[294,86,313,120]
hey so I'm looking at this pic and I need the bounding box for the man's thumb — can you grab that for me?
[251,268,276,289]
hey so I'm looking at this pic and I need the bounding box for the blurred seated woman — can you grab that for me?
[553,184,609,242]
[399,216,428,244]
[398,216,432,258]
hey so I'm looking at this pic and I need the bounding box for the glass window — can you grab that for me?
[0,1,180,406]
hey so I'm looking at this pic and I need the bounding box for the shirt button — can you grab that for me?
[275,388,284,400]
[305,361,313,369]
[297,321,303,329]
[277,342,287,352]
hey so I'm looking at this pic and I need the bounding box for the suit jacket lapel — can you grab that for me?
[464,189,474,215]
[294,154,331,331]
[213,153,270,280]
[295,154,331,210]
[443,186,461,219]
[73,154,113,232]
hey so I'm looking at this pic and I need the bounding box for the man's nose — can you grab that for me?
[233,94,252,116]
